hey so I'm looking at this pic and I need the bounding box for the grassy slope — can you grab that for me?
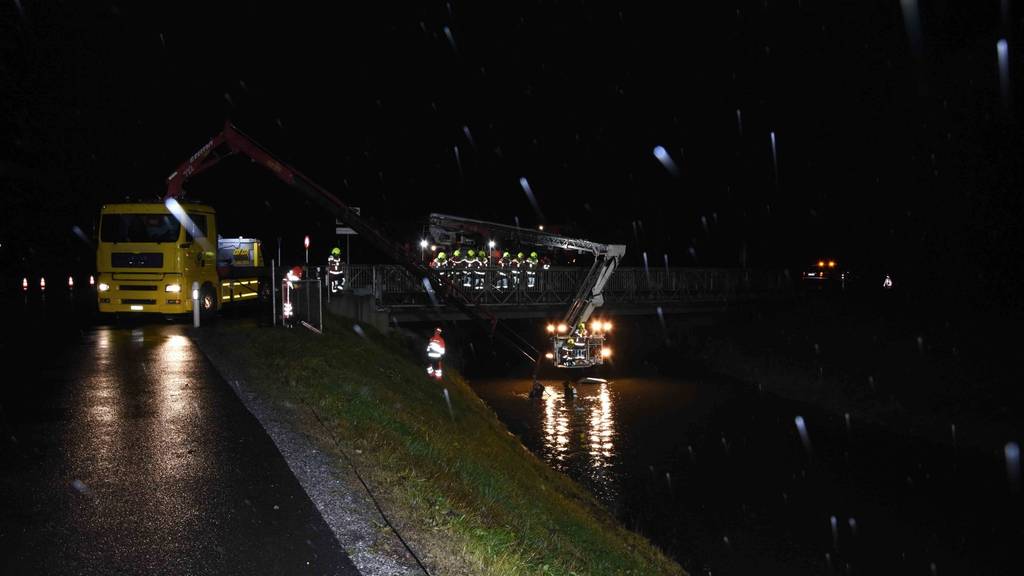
[204,316,683,576]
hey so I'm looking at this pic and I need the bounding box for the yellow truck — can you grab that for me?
[96,201,264,317]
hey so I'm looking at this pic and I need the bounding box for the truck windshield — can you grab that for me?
[100,214,181,243]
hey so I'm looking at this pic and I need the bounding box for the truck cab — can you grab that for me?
[96,202,263,316]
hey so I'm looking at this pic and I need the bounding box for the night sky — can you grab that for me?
[3,1,1023,307]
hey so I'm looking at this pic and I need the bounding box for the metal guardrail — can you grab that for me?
[338,265,791,309]
[281,277,323,331]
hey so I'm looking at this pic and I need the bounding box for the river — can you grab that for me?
[470,374,1021,575]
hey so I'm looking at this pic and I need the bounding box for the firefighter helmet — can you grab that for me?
[530,251,538,259]
[437,252,446,260]
[502,251,510,258]
[331,247,341,256]
[453,250,461,257]
[517,252,525,259]
[467,249,476,258]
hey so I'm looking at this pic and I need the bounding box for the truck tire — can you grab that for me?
[199,283,217,322]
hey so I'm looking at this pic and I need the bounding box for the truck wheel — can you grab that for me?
[199,283,217,321]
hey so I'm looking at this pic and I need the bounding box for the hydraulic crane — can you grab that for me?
[163,122,542,361]
[428,213,626,368]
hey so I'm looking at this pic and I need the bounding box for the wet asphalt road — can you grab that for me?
[0,310,358,575]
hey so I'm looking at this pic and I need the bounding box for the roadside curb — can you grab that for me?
[190,328,424,576]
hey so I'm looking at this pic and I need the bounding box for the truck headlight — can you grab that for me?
[165,283,181,293]
[98,283,110,292]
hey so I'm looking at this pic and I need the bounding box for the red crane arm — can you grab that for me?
[161,122,524,350]
[165,122,303,201]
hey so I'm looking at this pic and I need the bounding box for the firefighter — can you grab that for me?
[283,266,303,327]
[464,250,476,288]
[497,251,510,289]
[529,379,545,399]
[526,251,539,288]
[568,322,588,362]
[451,250,465,288]
[426,327,446,379]
[327,247,345,294]
[472,249,486,290]
[511,252,524,288]
[560,336,576,367]
[563,379,576,398]
[433,251,448,280]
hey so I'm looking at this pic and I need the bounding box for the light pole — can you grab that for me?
[304,235,310,267]
[487,240,496,265]
[419,239,428,262]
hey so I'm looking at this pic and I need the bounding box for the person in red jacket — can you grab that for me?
[426,327,446,379]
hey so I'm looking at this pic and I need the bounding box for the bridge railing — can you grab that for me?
[341,265,790,308]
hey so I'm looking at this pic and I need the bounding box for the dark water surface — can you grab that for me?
[471,375,1022,576]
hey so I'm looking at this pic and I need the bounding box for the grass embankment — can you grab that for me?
[203,316,684,576]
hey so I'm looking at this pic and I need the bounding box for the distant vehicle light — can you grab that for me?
[600,347,612,358]
[591,320,602,333]
[818,261,825,268]
[538,225,544,231]
[68,276,74,288]
[828,260,836,268]
[98,283,110,292]
[556,323,568,333]
[546,324,555,333]
[603,321,613,332]
[165,283,182,293]
[806,272,816,277]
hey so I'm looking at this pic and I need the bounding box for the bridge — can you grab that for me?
[332,265,791,322]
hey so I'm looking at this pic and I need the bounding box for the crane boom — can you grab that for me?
[428,213,626,330]
[429,213,616,257]
[163,123,544,358]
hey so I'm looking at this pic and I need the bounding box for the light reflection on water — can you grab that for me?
[488,380,622,504]
[473,376,705,511]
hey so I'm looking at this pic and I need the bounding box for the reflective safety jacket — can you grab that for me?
[327,254,344,274]
[427,333,446,359]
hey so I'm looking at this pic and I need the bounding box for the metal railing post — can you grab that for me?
[271,259,277,327]
[192,281,200,328]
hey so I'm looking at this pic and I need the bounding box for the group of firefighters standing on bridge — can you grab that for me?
[320,245,556,294]
[428,249,550,290]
